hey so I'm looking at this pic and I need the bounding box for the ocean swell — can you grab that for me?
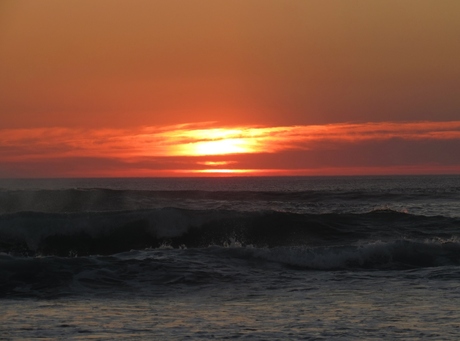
[3,239,460,298]
[1,208,459,256]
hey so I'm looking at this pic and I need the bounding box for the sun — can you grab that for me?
[193,138,249,156]
[171,128,257,156]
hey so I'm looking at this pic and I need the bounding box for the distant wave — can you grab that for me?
[1,188,459,214]
[1,208,459,256]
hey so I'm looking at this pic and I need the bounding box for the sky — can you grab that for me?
[1,0,460,177]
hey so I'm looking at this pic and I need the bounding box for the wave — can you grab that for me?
[231,239,460,270]
[2,239,460,298]
[1,208,459,256]
[1,187,459,214]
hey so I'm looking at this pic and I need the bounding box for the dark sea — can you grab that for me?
[1,175,460,340]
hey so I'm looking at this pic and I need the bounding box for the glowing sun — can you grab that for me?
[192,138,250,156]
[170,128,257,156]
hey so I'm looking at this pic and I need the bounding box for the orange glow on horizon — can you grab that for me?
[1,121,460,177]
[197,161,236,166]
[51,165,460,178]
[180,169,255,174]
[2,121,460,162]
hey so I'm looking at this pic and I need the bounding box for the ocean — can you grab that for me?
[1,175,460,339]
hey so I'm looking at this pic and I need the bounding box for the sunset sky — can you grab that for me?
[1,0,460,177]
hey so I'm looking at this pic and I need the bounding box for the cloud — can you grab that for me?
[1,121,460,177]
[2,121,460,161]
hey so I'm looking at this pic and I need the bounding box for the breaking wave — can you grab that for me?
[3,238,460,298]
[1,208,459,256]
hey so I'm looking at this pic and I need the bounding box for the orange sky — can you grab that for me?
[1,1,460,177]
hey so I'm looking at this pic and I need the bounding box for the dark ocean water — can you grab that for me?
[1,176,460,339]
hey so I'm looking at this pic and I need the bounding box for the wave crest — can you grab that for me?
[0,208,458,256]
[235,239,460,270]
